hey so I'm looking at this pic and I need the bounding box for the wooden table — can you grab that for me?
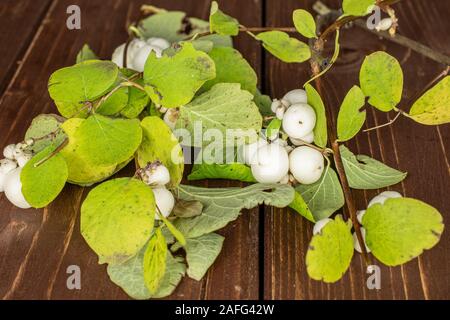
[0,0,448,300]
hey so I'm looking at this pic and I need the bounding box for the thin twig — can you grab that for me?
[34,138,69,168]
[363,111,401,132]
[354,20,450,66]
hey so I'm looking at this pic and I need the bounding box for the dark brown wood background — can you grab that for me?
[0,0,448,300]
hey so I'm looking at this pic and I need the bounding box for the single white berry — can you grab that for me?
[279,174,289,184]
[367,191,402,208]
[289,146,324,185]
[241,137,267,165]
[282,89,308,106]
[16,153,32,168]
[290,131,315,146]
[251,143,289,184]
[3,168,31,209]
[313,218,332,235]
[379,190,402,199]
[163,108,179,130]
[353,228,371,253]
[132,44,164,72]
[375,17,393,32]
[356,209,366,224]
[0,159,18,192]
[271,99,282,113]
[144,164,171,186]
[282,104,316,139]
[152,187,175,219]
[146,37,170,51]
[3,144,16,160]
[275,105,286,120]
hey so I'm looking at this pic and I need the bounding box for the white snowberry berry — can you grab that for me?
[163,108,179,130]
[16,153,32,168]
[353,228,371,253]
[0,159,18,193]
[144,163,171,186]
[3,168,31,209]
[356,209,366,224]
[251,143,289,184]
[282,104,316,139]
[152,187,175,219]
[289,146,324,185]
[367,191,402,208]
[289,131,314,146]
[3,144,16,160]
[240,137,268,165]
[313,218,332,235]
[271,99,282,113]
[282,89,308,106]
[146,37,170,50]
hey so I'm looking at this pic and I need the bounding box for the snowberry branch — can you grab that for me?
[309,60,371,265]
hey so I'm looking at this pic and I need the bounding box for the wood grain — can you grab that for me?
[0,0,53,94]
[264,0,450,300]
[0,0,261,300]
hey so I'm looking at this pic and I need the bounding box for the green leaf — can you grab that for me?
[157,212,186,247]
[75,114,142,167]
[408,76,450,125]
[76,44,98,63]
[342,0,375,16]
[173,200,204,218]
[137,116,184,188]
[337,85,366,141]
[60,118,117,186]
[209,1,239,36]
[188,162,256,182]
[138,11,230,45]
[176,83,262,147]
[293,9,317,39]
[24,114,66,153]
[81,178,156,265]
[121,79,150,119]
[174,183,295,238]
[289,191,315,222]
[295,167,344,221]
[185,233,224,281]
[191,39,214,53]
[201,47,258,94]
[96,87,129,116]
[363,198,444,266]
[108,248,185,300]
[48,60,119,118]
[143,228,167,294]
[340,145,407,189]
[305,84,328,148]
[21,143,68,208]
[360,51,403,111]
[144,42,216,108]
[306,215,354,283]
[256,31,311,63]
[266,118,282,140]
[254,90,272,117]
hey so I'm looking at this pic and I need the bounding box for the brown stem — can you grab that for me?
[310,61,371,265]
[354,20,450,66]
[34,138,69,168]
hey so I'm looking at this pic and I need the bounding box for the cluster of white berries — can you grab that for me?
[139,161,174,220]
[313,191,403,253]
[112,37,170,72]
[242,89,324,186]
[0,142,34,209]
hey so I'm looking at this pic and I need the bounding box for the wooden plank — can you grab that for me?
[264,0,450,300]
[0,0,53,95]
[0,0,262,299]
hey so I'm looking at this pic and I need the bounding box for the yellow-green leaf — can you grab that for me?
[256,31,311,63]
[305,84,327,147]
[337,85,366,141]
[408,76,450,125]
[293,9,317,39]
[143,228,167,294]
